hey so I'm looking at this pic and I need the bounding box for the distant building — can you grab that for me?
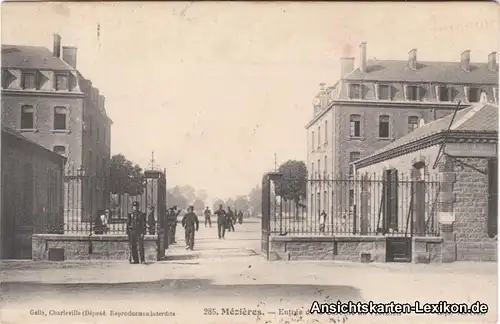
[306,42,499,218]
[1,125,66,259]
[1,34,113,221]
[353,102,498,262]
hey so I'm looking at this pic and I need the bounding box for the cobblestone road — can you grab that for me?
[1,219,497,324]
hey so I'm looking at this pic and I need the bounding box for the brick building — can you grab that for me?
[1,125,66,259]
[1,34,112,221]
[353,102,498,262]
[306,42,499,218]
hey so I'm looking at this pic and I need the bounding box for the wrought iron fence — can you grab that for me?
[42,168,166,235]
[268,172,441,237]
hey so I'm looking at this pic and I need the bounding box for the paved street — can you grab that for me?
[1,218,497,324]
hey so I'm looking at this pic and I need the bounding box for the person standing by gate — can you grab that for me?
[167,206,181,244]
[127,201,146,264]
[182,206,199,250]
[226,207,235,232]
[204,207,212,227]
[148,206,156,235]
[214,205,226,239]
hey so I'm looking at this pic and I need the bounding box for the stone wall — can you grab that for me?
[32,234,158,261]
[268,235,444,263]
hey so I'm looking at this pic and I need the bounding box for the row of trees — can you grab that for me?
[108,154,308,217]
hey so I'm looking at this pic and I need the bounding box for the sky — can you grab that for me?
[1,2,498,202]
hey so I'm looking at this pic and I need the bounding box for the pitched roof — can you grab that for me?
[1,45,72,71]
[344,60,498,84]
[1,124,67,161]
[355,102,498,164]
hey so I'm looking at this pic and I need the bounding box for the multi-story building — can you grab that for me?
[305,42,498,218]
[1,33,112,221]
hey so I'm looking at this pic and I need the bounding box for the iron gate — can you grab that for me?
[261,173,271,259]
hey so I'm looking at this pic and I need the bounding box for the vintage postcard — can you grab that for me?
[0,1,498,323]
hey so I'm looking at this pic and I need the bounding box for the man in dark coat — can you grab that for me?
[181,206,199,250]
[127,201,146,264]
[237,210,243,224]
[167,206,181,245]
[226,207,235,232]
[204,207,212,227]
[214,205,226,239]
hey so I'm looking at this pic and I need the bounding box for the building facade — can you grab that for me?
[1,34,113,221]
[305,42,499,219]
[1,125,66,259]
[352,102,498,262]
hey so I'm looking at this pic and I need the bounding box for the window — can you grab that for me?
[349,84,362,99]
[311,131,315,151]
[22,72,37,89]
[20,105,34,129]
[494,88,499,104]
[323,191,328,213]
[53,146,66,156]
[88,151,93,171]
[317,159,321,178]
[408,116,419,133]
[382,169,399,232]
[311,162,314,179]
[2,69,12,89]
[324,156,328,175]
[318,126,321,148]
[379,115,390,138]
[103,128,107,143]
[55,73,69,91]
[349,189,354,206]
[378,84,390,100]
[97,127,100,142]
[53,107,67,130]
[468,87,480,103]
[437,85,450,102]
[324,120,328,144]
[349,152,361,175]
[96,155,100,175]
[406,85,419,101]
[350,114,361,137]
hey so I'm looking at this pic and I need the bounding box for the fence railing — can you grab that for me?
[41,170,166,235]
[268,173,440,237]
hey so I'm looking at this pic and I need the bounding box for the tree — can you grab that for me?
[275,160,307,219]
[225,198,235,209]
[110,154,144,196]
[167,186,188,210]
[195,189,208,203]
[234,195,250,213]
[248,186,262,216]
[213,199,224,211]
[178,185,196,204]
[193,199,204,211]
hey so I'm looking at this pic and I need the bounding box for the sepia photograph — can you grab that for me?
[0,1,498,323]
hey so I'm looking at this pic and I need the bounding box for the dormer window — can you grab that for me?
[466,87,481,103]
[377,84,391,100]
[348,83,362,100]
[437,85,451,102]
[405,85,420,101]
[55,73,69,91]
[22,71,37,90]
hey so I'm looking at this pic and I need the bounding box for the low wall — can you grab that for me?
[268,235,447,263]
[32,234,158,261]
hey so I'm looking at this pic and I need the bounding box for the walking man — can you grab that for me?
[226,207,235,232]
[204,206,212,227]
[237,210,243,224]
[127,201,146,264]
[181,206,199,250]
[167,206,181,245]
[214,204,226,239]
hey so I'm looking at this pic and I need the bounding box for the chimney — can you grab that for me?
[340,57,355,78]
[319,83,327,109]
[488,52,497,72]
[408,49,417,70]
[53,33,62,58]
[359,42,367,72]
[62,46,78,69]
[461,50,471,72]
